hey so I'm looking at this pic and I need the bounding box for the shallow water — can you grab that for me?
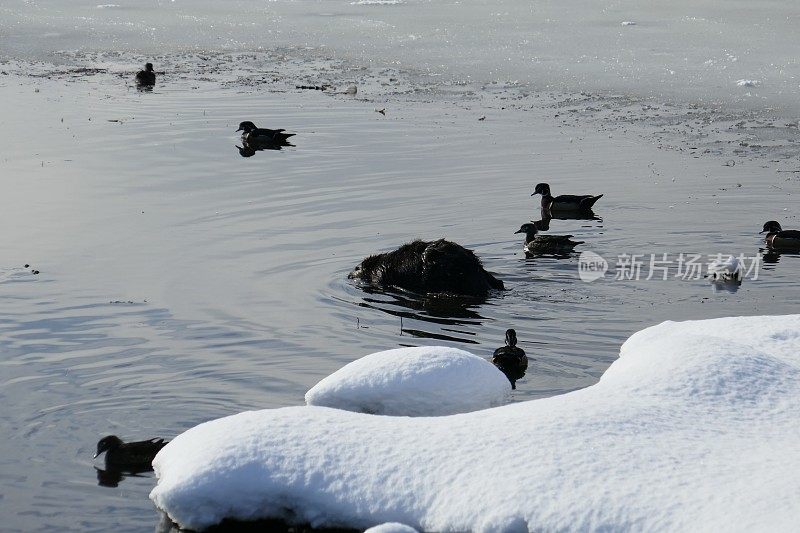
[1,62,799,531]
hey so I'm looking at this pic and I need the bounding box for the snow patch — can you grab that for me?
[151,315,800,532]
[736,79,761,87]
[365,523,418,533]
[305,346,510,416]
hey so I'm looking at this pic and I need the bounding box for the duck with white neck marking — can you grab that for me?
[236,121,296,145]
[761,221,800,251]
[532,182,603,212]
[515,222,583,255]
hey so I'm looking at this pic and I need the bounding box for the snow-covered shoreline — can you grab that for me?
[150,315,800,531]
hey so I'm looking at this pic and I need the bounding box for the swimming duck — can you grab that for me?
[491,328,528,389]
[761,221,800,251]
[349,239,504,297]
[515,223,583,254]
[531,183,603,212]
[135,63,156,86]
[94,435,168,470]
[236,121,296,145]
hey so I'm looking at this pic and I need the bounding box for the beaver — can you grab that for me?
[349,239,504,297]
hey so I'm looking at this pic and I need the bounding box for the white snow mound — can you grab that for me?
[151,315,800,532]
[305,346,511,416]
[365,523,418,533]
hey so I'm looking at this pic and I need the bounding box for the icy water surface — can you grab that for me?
[1,65,799,531]
[2,0,799,111]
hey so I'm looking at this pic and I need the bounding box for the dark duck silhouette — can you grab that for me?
[761,221,800,251]
[236,121,296,146]
[349,239,504,297]
[491,329,528,389]
[532,183,603,212]
[135,62,156,86]
[515,222,583,254]
[94,435,168,470]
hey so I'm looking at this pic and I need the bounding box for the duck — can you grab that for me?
[514,222,583,254]
[491,329,528,389]
[94,435,168,470]
[761,221,800,251]
[135,63,156,86]
[349,239,504,297]
[236,121,296,145]
[531,183,603,212]
[706,256,743,283]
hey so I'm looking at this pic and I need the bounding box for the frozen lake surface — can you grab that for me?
[1,1,799,531]
[2,0,799,111]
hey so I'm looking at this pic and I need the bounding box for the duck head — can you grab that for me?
[514,223,538,237]
[761,221,783,234]
[236,121,257,133]
[531,183,551,197]
[505,328,518,347]
[95,435,123,458]
[144,62,153,72]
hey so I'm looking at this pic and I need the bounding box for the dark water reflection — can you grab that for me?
[1,73,800,531]
[236,140,294,157]
[96,467,151,488]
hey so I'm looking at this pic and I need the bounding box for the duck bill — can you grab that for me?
[530,192,539,196]
[514,229,524,234]
[93,452,101,459]
[235,127,243,132]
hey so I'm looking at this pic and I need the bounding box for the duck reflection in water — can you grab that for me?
[236,138,294,157]
[538,207,601,222]
[95,466,151,488]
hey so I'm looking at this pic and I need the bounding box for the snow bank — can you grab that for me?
[365,523,418,533]
[305,346,510,416]
[151,315,800,531]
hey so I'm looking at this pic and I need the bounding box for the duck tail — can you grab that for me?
[582,194,603,209]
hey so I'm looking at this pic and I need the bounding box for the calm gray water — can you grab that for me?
[1,62,799,531]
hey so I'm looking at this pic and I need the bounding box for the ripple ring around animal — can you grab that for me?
[531,182,603,212]
[348,239,504,297]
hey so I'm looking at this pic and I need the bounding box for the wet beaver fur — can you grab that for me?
[349,239,504,297]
